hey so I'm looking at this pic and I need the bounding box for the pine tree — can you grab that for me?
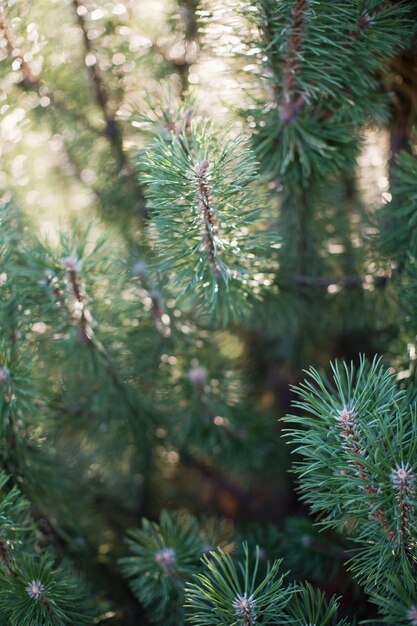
[1,1,417,624]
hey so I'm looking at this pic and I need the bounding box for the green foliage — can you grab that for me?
[284,582,351,626]
[275,516,344,585]
[0,472,93,626]
[285,356,417,620]
[372,575,417,626]
[239,0,413,181]
[185,543,291,625]
[378,151,417,354]
[379,151,417,265]
[1,0,417,624]
[0,553,92,626]
[140,115,278,323]
[120,510,205,625]
[163,359,276,473]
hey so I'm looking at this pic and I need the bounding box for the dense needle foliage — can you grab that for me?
[1,1,417,625]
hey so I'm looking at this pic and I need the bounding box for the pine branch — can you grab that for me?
[185,544,291,626]
[71,0,146,218]
[140,113,278,323]
[120,510,204,625]
[280,0,307,123]
[194,160,222,276]
[285,356,417,608]
[0,472,93,625]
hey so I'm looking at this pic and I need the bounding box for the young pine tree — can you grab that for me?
[0,1,417,625]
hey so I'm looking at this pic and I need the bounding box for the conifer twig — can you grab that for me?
[336,407,393,540]
[71,0,146,218]
[62,257,93,343]
[194,160,221,275]
[391,463,414,543]
[280,0,308,123]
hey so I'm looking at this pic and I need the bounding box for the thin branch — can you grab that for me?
[71,0,147,219]
[336,407,393,540]
[280,0,308,123]
[391,463,414,544]
[194,160,221,275]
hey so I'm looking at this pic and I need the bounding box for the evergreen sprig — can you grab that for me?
[185,543,291,625]
[238,0,413,181]
[284,582,351,626]
[120,510,204,625]
[0,472,93,626]
[0,553,92,626]
[285,356,417,617]
[140,116,278,324]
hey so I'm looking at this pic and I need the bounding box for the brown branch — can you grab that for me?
[71,0,146,217]
[0,539,11,566]
[280,0,308,123]
[195,160,221,275]
[392,463,414,544]
[71,0,114,131]
[61,258,93,343]
[69,270,92,342]
[337,407,393,539]
[284,273,389,290]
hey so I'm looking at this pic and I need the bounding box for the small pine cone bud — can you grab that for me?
[62,255,82,272]
[391,462,414,495]
[407,606,417,625]
[26,580,45,600]
[154,547,176,570]
[0,367,10,384]
[196,160,209,176]
[336,406,356,428]
[187,366,208,386]
[232,593,257,626]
